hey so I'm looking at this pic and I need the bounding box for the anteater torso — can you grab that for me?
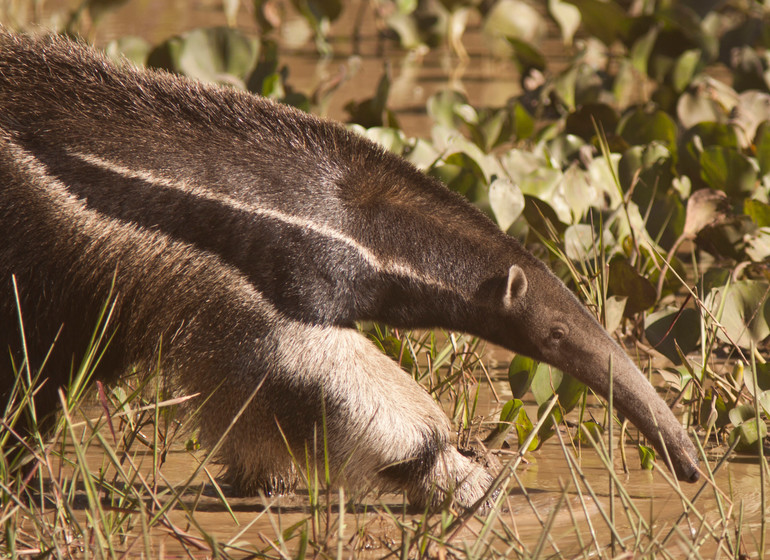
[0,30,700,506]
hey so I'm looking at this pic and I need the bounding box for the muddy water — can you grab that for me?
[12,1,769,557]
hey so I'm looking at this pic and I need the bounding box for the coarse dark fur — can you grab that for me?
[0,31,699,510]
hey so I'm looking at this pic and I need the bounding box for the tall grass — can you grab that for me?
[1,302,767,558]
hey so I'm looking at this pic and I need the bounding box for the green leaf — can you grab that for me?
[530,364,584,413]
[644,308,701,364]
[427,90,467,129]
[676,91,727,130]
[516,408,539,452]
[537,401,562,443]
[565,0,629,45]
[683,188,730,238]
[574,421,603,444]
[508,355,538,399]
[728,407,768,454]
[638,444,656,470]
[700,146,758,197]
[104,36,151,66]
[485,399,524,449]
[483,0,546,44]
[754,121,770,175]
[522,195,567,238]
[630,25,658,76]
[698,389,730,429]
[548,0,581,46]
[745,199,770,228]
[709,280,770,348]
[489,178,525,232]
[608,258,657,316]
[147,27,259,86]
[746,227,770,262]
[345,68,391,128]
[617,108,677,148]
[564,224,613,263]
[672,49,702,93]
[507,38,547,75]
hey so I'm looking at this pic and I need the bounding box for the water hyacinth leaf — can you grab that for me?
[175,27,258,83]
[682,188,730,238]
[565,0,629,45]
[515,166,562,200]
[565,103,618,141]
[696,215,757,260]
[489,177,525,232]
[672,49,702,93]
[545,133,585,168]
[427,90,467,129]
[483,0,546,44]
[563,224,608,263]
[638,444,655,470]
[512,102,535,141]
[630,25,657,76]
[677,91,727,129]
[548,0,580,46]
[530,362,556,406]
[537,401,563,442]
[559,164,599,220]
[384,11,427,50]
[699,146,758,197]
[430,162,480,200]
[523,195,567,238]
[619,146,662,196]
[732,92,770,146]
[508,355,538,399]
[728,405,767,453]
[363,127,407,155]
[603,295,627,335]
[507,38,547,75]
[147,27,259,86]
[761,391,770,417]
[104,36,151,66]
[744,199,770,228]
[516,408,539,452]
[485,398,524,449]
[432,127,504,183]
[531,364,584,413]
[698,389,730,429]
[644,307,701,364]
[754,121,770,175]
[746,228,770,262]
[617,108,677,149]
[709,280,770,348]
[608,257,657,316]
[743,361,770,397]
[553,65,578,111]
[575,420,603,445]
[345,68,391,128]
[404,138,440,170]
[729,403,761,427]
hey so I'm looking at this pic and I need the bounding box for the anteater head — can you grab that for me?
[484,258,700,483]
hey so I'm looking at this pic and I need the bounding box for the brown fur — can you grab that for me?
[0,30,699,512]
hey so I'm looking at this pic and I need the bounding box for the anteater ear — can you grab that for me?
[503,264,528,310]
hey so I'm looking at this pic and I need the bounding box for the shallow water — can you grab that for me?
[46,385,767,558]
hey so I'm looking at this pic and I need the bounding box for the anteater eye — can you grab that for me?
[550,326,567,341]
